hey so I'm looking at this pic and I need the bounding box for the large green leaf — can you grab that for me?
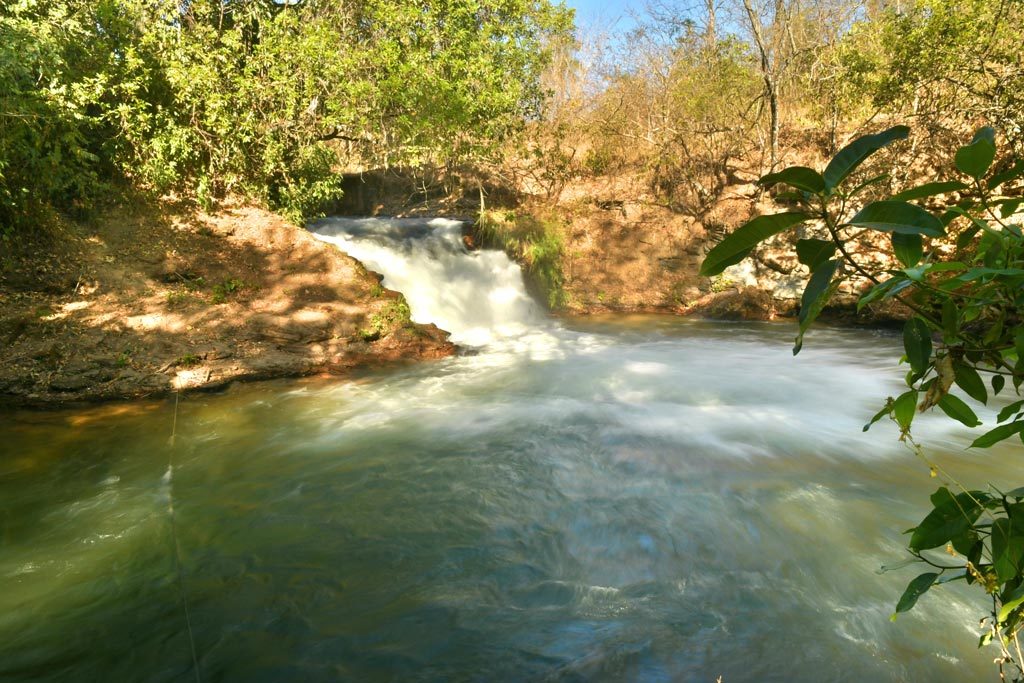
[893,572,939,616]
[893,390,918,430]
[998,400,1024,424]
[901,264,931,282]
[903,317,932,375]
[991,518,1024,583]
[857,275,911,310]
[799,258,839,324]
[892,232,923,267]
[891,181,968,201]
[846,201,945,236]
[759,166,826,194]
[998,588,1024,623]
[700,212,809,277]
[999,198,1024,220]
[863,402,890,432]
[847,173,889,198]
[956,225,980,249]
[971,422,1024,448]
[954,362,987,404]
[955,127,997,179]
[793,258,839,354]
[909,488,986,551]
[989,159,1024,190]
[795,238,836,271]
[937,394,981,428]
[823,125,909,191]
[951,530,979,556]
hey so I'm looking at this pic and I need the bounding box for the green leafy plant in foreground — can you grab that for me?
[702,125,1024,679]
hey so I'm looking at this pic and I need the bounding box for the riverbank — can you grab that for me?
[0,172,905,409]
[0,197,455,408]
[338,167,909,325]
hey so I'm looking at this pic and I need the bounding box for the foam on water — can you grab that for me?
[309,217,952,459]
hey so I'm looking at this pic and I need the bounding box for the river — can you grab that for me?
[1,217,1018,682]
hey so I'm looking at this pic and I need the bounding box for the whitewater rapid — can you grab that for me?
[312,217,547,347]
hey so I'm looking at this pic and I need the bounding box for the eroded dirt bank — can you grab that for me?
[0,198,455,407]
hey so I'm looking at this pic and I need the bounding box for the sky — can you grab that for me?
[563,0,640,35]
[561,0,706,43]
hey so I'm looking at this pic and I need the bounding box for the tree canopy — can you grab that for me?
[0,0,573,231]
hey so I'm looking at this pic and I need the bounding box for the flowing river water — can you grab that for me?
[1,217,1021,682]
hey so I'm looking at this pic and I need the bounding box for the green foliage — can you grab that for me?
[165,290,195,307]
[0,1,107,232]
[211,278,246,304]
[708,274,734,294]
[864,1,1024,150]
[700,212,810,276]
[582,147,616,177]
[846,200,944,236]
[176,353,201,368]
[476,210,565,309]
[822,126,910,190]
[702,126,1024,677]
[0,0,573,232]
[360,296,413,341]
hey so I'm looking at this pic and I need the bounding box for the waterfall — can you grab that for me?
[311,217,545,347]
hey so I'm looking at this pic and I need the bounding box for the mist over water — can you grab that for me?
[2,218,1019,681]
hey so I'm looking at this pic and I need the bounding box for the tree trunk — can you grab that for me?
[767,80,779,170]
[705,0,717,50]
[741,0,779,171]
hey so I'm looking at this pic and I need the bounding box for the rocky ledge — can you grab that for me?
[0,199,455,408]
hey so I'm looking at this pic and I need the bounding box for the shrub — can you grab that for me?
[702,125,1024,678]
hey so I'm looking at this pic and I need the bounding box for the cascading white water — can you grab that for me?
[312,217,545,347]
[310,216,990,446]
